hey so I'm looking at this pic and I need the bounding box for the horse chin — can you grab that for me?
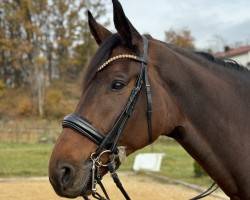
[78,171,92,198]
[78,165,109,198]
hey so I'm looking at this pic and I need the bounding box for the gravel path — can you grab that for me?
[0,173,229,200]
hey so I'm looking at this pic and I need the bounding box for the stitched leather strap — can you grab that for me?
[142,36,153,143]
[62,114,104,145]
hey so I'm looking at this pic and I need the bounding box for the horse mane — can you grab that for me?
[195,51,249,72]
[82,34,121,89]
[163,41,249,73]
[83,36,249,89]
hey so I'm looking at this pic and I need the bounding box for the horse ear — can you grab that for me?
[88,10,112,46]
[112,0,142,49]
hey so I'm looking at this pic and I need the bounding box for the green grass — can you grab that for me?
[119,139,213,187]
[0,139,213,187]
[0,142,54,177]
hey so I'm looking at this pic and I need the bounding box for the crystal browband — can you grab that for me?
[97,54,140,72]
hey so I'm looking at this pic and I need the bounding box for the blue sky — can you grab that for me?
[104,0,250,52]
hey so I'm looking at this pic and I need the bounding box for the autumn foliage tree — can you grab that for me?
[0,0,108,117]
[165,27,195,50]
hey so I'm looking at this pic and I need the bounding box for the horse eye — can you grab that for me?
[110,81,125,91]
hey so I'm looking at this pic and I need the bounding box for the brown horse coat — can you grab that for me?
[49,1,250,199]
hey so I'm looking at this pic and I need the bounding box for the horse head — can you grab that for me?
[49,0,180,198]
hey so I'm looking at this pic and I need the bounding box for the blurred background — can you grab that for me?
[0,0,248,199]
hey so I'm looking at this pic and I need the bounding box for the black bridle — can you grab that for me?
[62,35,152,200]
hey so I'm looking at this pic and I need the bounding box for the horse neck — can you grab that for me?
[154,44,250,136]
[151,42,250,198]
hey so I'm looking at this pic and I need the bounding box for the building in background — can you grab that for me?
[214,46,250,70]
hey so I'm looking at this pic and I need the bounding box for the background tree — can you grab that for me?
[0,0,109,117]
[165,27,195,50]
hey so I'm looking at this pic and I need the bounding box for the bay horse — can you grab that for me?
[49,0,250,199]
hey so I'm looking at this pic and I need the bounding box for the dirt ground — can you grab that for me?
[0,173,228,200]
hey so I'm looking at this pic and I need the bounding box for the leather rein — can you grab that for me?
[62,35,152,200]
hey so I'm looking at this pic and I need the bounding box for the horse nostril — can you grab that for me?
[58,164,75,190]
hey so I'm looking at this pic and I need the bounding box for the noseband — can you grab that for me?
[62,35,152,200]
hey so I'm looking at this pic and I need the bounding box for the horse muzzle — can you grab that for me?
[49,160,93,198]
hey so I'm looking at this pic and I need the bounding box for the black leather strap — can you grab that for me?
[62,114,104,145]
[142,35,153,143]
[95,66,145,155]
[190,182,218,200]
[107,162,131,200]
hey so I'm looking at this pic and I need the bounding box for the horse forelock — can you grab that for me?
[82,34,121,89]
[82,34,154,90]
